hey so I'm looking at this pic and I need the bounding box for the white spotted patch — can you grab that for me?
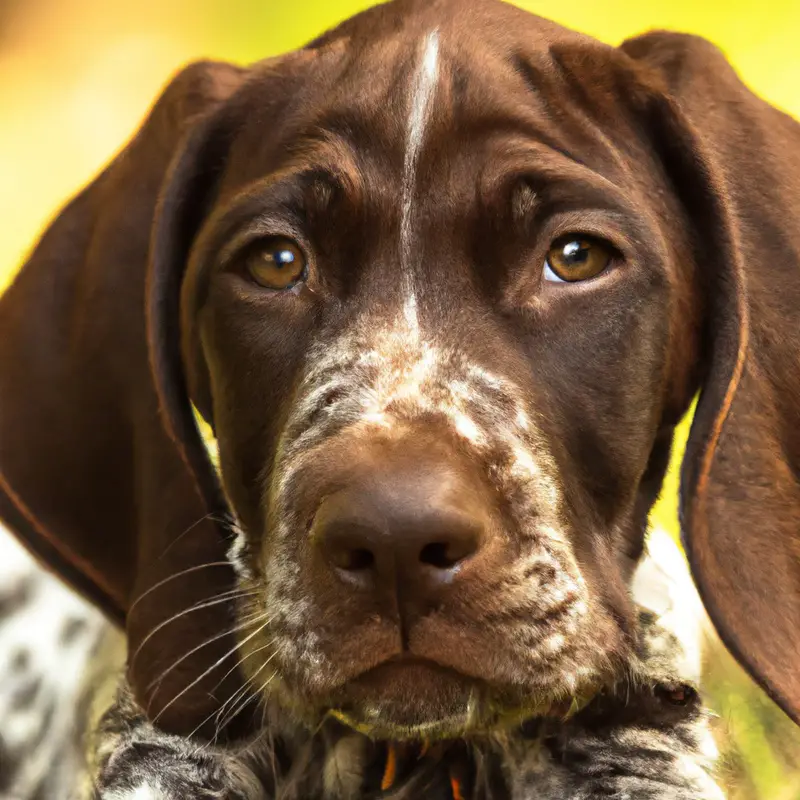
[632,526,709,685]
[102,782,171,800]
[0,525,118,798]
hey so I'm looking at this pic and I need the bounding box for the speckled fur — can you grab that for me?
[252,303,605,711]
[0,532,111,799]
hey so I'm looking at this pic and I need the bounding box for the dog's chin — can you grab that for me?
[326,660,481,740]
[317,659,574,741]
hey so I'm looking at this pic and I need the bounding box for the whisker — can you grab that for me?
[214,690,259,742]
[130,587,260,668]
[238,668,279,721]
[208,679,258,743]
[188,671,260,748]
[145,608,274,693]
[150,615,274,723]
[158,512,234,559]
[128,561,233,613]
[214,648,280,735]
[206,639,275,700]
[187,645,274,750]
[209,673,275,746]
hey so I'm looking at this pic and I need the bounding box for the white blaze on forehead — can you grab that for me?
[402,292,420,339]
[400,29,440,279]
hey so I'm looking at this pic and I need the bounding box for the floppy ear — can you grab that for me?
[621,32,800,723]
[0,60,254,737]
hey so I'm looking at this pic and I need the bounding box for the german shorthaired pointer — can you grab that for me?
[1,0,799,796]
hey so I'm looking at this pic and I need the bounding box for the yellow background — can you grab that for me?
[1,1,799,796]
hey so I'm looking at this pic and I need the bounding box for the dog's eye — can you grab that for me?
[243,237,307,290]
[544,235,613,283]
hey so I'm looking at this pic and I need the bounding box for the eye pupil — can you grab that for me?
[544,235,614,283]
[242,237,307,290]
[561,240,589,264]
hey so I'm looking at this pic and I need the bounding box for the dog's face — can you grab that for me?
[180,3,699,737]
[3,0,800,741]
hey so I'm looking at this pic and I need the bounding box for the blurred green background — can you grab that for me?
[1,0,799,796]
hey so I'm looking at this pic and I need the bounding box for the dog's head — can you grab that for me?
[1,0,799,740]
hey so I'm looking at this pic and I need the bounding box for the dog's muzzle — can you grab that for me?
[310,437,500,628]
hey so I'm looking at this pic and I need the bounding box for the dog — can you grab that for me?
[1,0,799,795]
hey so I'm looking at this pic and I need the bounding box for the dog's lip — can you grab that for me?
[325,656,483,739]
[351,653,480,685]
[324,655,586,739]
[337,654,586,712]
[382,653,460,669]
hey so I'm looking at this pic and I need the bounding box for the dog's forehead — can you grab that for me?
[228,0,620,184]
[303,0,588,58]
[313,2,599,119]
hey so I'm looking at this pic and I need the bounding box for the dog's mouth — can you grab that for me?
[319,656,595,741]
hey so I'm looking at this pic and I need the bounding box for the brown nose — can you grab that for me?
[312,462,492,607]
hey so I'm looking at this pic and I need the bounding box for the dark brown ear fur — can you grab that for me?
[0,60,252,737]
[622,32,800,724]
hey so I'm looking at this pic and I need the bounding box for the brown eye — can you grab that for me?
[243,237,307,290]
[544,235,614,283]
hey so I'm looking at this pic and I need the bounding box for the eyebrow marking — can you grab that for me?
[400,29,440,323]
[511,182,539,222]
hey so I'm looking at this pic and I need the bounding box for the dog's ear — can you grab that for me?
[0,60,254,737]
[621,32,800,723]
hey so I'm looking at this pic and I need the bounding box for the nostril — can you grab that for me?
[420,542,455,569]
[328,542,376,573]
[419,540,473,570]
[343,548,375,572]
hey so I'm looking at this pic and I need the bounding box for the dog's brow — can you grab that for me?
[512,182,539,221]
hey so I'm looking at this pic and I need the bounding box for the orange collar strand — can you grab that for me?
[450,773,466,800]
[380,741,466,799]
[380,743,398,791]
